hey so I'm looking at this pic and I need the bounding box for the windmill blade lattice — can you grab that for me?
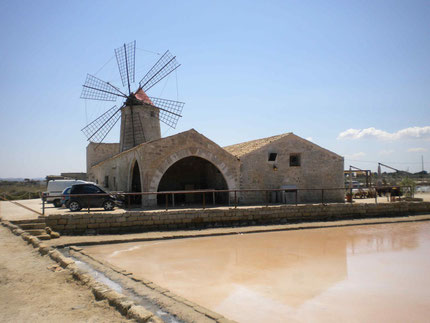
[139,50,180,92]
[81,105,121,142]
[149,97,184,129]
[81,74,127,101]
[115,41,136,92]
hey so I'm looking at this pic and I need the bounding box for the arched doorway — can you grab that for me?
[131,161,142,205]
[157,156,228,206]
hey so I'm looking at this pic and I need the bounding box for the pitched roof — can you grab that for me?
[135,88,153,105]
[223,133,292,158]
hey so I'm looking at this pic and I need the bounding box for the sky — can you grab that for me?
[0,0,429,178]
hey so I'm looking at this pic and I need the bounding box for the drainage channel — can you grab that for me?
[61,248,183,323]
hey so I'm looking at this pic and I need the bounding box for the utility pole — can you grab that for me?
[422,155,424,172]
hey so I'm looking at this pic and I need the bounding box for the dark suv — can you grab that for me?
[68,183,118,212]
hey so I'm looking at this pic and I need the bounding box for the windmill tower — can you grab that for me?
[80,41,184,152]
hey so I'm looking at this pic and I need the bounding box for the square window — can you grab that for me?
[268,153,277,162]
[290,154,301,167]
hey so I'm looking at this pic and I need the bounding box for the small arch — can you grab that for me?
[157,156,229,206]
[130,160,142,205]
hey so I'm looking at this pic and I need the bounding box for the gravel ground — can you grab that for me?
[0,224,133,323]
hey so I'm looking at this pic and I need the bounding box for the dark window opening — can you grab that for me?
[268,153,277,162]
[104,176,109,188]
[290,154,301,167]
[131,162,142,205]
[150,111,155,117]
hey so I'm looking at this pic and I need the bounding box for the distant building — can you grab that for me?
[46,173,87,182]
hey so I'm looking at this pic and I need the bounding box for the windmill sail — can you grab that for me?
[148,97,184,129]
[139,50,180,92]
[81,105,121,142]
[81,74,127,101]
[115,41,136,93]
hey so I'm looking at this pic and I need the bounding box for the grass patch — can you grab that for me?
[0,181,46,200]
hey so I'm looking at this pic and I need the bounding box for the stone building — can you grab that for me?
[87,129,344,206]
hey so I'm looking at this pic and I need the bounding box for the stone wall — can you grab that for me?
[90,129,241,205]
[86,143,120,177]
[239,134,344,204]
[44,202,430,235]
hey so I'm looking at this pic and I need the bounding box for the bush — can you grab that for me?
[399,177,416,197]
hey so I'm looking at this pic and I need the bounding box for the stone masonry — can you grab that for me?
[44,202,430,235]
[87,130,344,206]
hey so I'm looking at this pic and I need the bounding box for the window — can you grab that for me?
[104,176,109,188]
[150,111,155,117]
[268,153,277,162]
[290,154,301,167]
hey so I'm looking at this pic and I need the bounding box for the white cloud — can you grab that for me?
[379,149,394,155]
[337,126,430,140]
[408,147,428,152]
[345,152,366,159]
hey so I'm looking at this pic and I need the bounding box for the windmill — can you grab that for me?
[80,41,185,152]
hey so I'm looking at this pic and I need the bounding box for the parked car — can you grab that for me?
[68,183,119,212]
[44,179,88,207]
[61,186,72,208]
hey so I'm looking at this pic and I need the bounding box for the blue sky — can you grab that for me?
[0,0,429,178]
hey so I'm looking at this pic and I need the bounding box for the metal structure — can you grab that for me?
[80,41,185,149]
[345,165,372,187]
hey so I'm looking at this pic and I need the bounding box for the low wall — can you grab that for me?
[43,202,430,235]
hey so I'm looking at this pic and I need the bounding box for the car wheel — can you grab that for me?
[69,201,82,212]
[103,200,115,211]
[53,199,62,207]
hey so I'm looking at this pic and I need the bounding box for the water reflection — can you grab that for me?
[84,221,430,323]
[347,222,420,255]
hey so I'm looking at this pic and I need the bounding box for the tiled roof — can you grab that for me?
[224,133,292,158]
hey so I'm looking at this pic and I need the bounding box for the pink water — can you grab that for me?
[84,221,430,322]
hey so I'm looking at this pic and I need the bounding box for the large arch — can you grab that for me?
[147,148,238,207]
[149,148,237,192]
[157,156,229,205]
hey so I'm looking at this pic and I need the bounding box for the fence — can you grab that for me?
[39,185,414,215]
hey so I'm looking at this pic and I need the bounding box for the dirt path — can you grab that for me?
[0,225,133,323]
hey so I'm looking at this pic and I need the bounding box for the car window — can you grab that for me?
[72,185,84,194]
[83,185,104,194]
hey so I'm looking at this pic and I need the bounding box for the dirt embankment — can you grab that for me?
[0,225,133,323]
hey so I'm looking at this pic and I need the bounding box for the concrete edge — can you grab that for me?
[0,219,163,323]
[50,213,430,249]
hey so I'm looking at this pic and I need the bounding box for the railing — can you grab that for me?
[39,185,415,215]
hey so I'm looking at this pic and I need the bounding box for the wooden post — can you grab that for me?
[234,191,237,209]
[213,191,216,206]
[42,196,45,215]
[265,190,268,207]
[172,193,175,207]
[202,193,205,209]
[165,193,168,211]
